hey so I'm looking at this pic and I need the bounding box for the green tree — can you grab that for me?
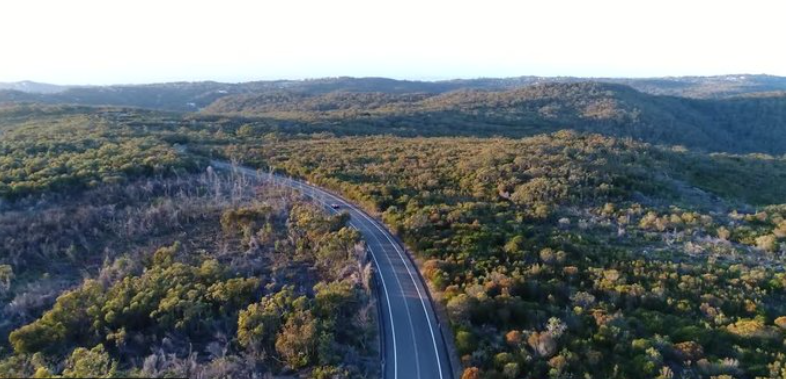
[275,310,318,369]
[62,344,117,378]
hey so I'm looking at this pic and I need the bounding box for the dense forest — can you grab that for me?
[1,74,786,379]
[0,105,200,201]
[5,77,786,154]
[203,82,786,155]
[215,131,786,379]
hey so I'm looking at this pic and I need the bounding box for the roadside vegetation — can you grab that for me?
[0,155,378,378]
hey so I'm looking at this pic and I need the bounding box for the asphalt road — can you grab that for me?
[212,161,453,379]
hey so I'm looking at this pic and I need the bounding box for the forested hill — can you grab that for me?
[203,82,786,155]
[2,74,786,111]
[4,77,786,154]
[0,81,67,94]
[0,78,481,112]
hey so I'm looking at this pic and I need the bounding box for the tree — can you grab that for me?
[0,264,13,293]
[207,277,261,313]
[503,362,520,379]
[455,330,477,355]
[62,344,117,378]
[505,330,522,346]
[312,366,350,379]
[447,294,475,325]
[9,322,67,355]
[237,124,256,138]
[151,242,179,267]
[528,331,558,358]
[756,234,779,252]
[237,289,297,354]
[275,310,318,369]
[503,236,524,255]
[314,280,359,322]
[315,228,359,280]
[461,367,480,379]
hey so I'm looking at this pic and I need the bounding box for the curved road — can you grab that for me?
[212,161,454,379]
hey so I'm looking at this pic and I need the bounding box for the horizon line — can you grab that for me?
[0,72,781,88]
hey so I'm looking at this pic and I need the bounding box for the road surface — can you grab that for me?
[212,161,454,379]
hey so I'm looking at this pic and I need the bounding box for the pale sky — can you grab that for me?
[1,0,785,85]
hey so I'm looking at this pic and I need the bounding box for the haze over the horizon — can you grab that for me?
[2,0,785,85]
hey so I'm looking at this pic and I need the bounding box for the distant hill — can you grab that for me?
[0,78,465,111]
[203,82,786,155]
[453,74,786,98]
[0,81,68,94]
[3,74,786,111]
[607,74,786,98]
[4,76,786,154]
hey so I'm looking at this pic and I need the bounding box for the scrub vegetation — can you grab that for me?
[2,76,786,378]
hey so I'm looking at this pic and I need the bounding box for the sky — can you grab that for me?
[1,0,785,85]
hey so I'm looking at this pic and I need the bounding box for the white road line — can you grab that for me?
[221,163,453,379]
[302,182,444,378]
[282,177,401,379]
[312,195,401,379]
[337,201,446,379]
[361,227,399,379]
[222,164,401,379]
[353,215,422,378]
